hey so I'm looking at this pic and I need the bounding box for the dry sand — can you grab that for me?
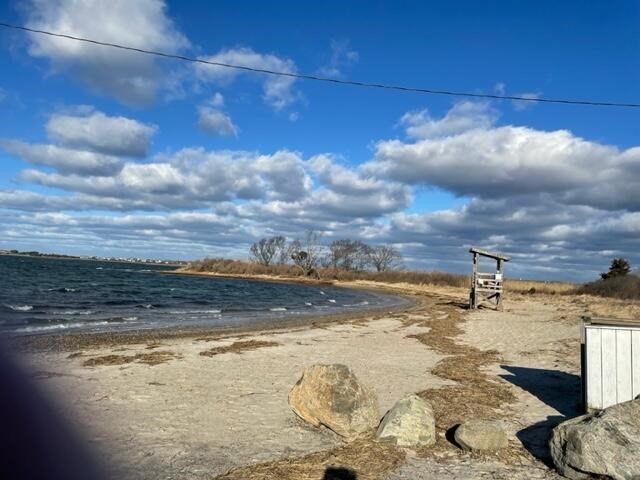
[11,283,639,479]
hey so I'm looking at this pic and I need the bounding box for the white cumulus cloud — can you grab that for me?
[24,0,189,105]
[46,110,157,158]
[197,94,238,137]
[0,139,122,176]
[195,47,298,110]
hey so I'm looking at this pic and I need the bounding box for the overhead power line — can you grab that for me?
[2,21,639,109]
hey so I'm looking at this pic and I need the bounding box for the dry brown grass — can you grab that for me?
[200,340,280,357]
[82,350,181,367]
[186,258,302,276]
[504,279,575,295]
[215,438,405,480]
[185,258,469,288]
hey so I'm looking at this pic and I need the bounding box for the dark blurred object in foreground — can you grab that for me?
[0,343,107,480]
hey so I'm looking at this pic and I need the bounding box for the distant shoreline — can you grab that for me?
[0,251,185,267]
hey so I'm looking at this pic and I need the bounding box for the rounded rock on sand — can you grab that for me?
[454,420,508,451]
[376,393,436,448]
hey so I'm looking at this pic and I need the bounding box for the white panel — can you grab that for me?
[586,327,602,410]
[616,330,633,403]
[633,330,640,398]
[601,329,618,408]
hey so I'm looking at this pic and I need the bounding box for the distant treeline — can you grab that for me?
[186,257,470,288]
[246,232,404,275]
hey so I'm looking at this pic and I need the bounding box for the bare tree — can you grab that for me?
[270,236,289,264]
[250,236,286,266]
[368,245,402,272]
[327,239,371,271]
[290,231,323,277]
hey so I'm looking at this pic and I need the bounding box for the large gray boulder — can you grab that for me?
[288,364,379,440]
[454,420,508,451]
[376,394,436,447]
[549,398,640,479]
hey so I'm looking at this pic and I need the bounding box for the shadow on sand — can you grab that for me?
[323,467,357,480]
[500,365,582,464]
[437,299,469,310]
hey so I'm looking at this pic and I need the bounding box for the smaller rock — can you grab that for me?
[454,420,507,451]
[376,394,436,447]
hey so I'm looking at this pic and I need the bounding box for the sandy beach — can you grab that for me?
[10,280,640,479]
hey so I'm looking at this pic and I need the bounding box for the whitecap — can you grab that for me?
[319,291,325,295]
[5,304,33,312]
[15,321,111,333]
[269,307,287,312]
[343,301,370,307]
[328,299,336,303]
[304,302,313,306]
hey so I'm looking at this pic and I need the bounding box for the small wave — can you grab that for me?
[168,309,221,314]
[328,299,336,303]
[102,317,131,323]
[137,304,154,309]
[5,304,33,312]
[51,310,93,316]
[343,301,370,307]
[48,287,77,293]
[15,321,111,333]
[269,307,287,312]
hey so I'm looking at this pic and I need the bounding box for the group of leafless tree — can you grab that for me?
[249,231,402,276]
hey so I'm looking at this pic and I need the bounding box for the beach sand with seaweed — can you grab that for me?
[12,281,640,479]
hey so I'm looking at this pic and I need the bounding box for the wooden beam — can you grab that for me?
[469,247,510,262]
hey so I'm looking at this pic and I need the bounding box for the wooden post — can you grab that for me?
[470,252,478,309]
[496,258,503,310]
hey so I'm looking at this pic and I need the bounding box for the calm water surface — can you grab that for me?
[0,255,405,335]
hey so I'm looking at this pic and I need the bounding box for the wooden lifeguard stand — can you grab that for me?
[469,247,510,310]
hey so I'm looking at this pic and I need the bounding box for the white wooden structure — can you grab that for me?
[582,317,640,411]
[469,247,510,310]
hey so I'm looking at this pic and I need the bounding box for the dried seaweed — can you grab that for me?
[200,340,280,357]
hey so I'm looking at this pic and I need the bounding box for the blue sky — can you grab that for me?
[0,1,638,281]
